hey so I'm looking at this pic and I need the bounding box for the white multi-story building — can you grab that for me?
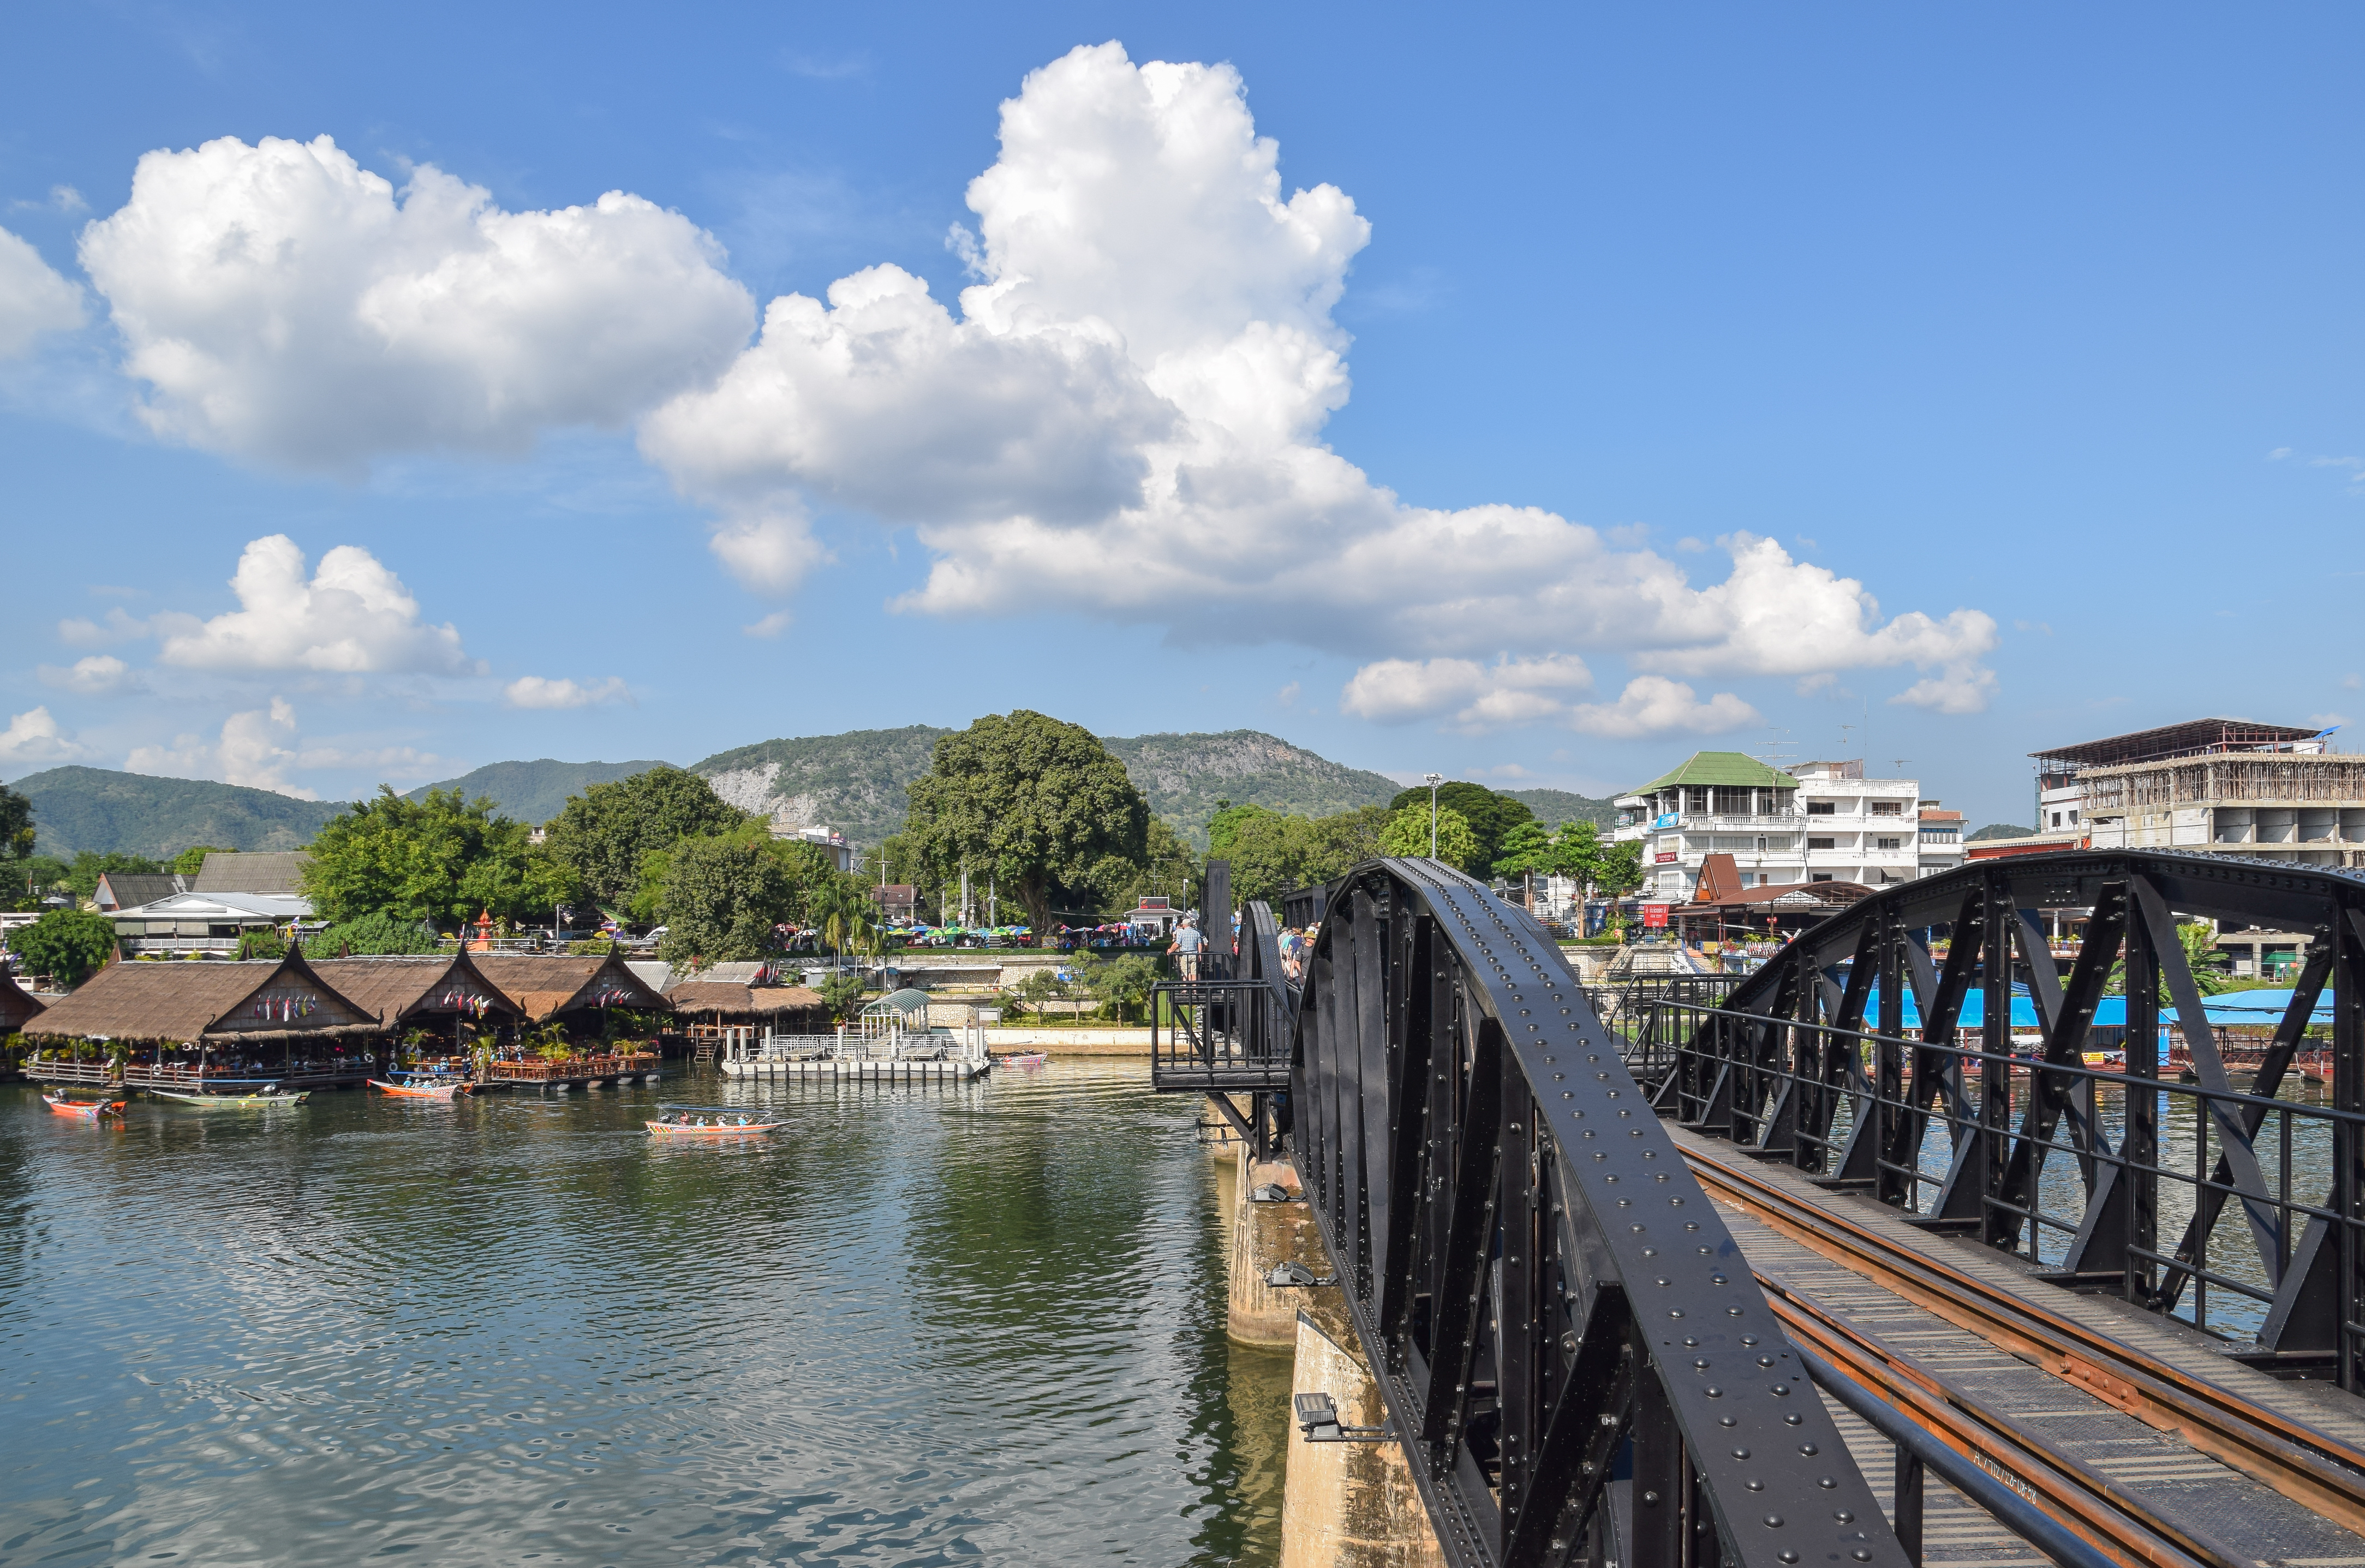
[1789,761,1923,887]
[1612,752,1925,903]
[1918,800,1967,877]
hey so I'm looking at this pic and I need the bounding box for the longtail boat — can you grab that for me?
[151,1087,309,1109]
[42,1091,127,1120]
[646,1103,784,1136]
[368,1076,462,1100]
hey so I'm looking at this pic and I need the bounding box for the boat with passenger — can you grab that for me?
[42,1090,127,1119]
[150,1085,309,1109]
[367,1074,464,1100]
[646,1103,784,1136]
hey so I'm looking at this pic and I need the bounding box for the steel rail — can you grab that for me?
[1679,1148,2365,1536]
[1765,1270,2219,1568]
[1796,1344,2122,1568]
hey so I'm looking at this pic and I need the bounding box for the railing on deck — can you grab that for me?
[1645,848,2365,1386]
[1149,978,1291,1090]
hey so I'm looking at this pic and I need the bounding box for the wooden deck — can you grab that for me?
[27,1060,374,1091]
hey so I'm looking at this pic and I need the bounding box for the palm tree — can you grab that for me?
[811,882,874,974]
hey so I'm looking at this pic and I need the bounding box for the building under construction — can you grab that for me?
[2033,717,2365,870]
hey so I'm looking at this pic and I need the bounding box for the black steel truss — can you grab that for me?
[1659,849,2365,1385]
[1289,858,1907,1568]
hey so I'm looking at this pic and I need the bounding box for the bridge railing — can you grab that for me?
[1657,848,2365,1389]
[1149,977,1292,1091]
[1289,857,1906,1568]
[1653,995,2365,1356]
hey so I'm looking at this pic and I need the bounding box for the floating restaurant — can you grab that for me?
[22,951,384,1091]
[466,953,671,1087]
[470,952,671,1032]
[308,951,527,1056]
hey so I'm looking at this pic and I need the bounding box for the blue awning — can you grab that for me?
[1855,985,2331,1032]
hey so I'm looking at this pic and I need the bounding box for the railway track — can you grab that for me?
[1679,1147,2365,1558]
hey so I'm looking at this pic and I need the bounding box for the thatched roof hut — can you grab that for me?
[23,951,379,1046]
[309,950,525,1033]
[471,953,671,1025]
[1,968,47,1033]
[668,982,826,1028]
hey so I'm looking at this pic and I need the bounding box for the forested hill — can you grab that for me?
[692,726,955,848]
[405,759,671,824]
[11,766,349,857]
[1501,787,1621,830]
[686,725,1400,849]
[1099,731,1400,847]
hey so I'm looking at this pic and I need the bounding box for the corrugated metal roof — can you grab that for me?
[1627,751,1800,797]
[192,851,310,896]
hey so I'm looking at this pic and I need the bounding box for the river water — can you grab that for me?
[0,1066,1291,1566]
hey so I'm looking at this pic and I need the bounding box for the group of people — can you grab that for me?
[1162,914,1322,985]
[1277,925,1318,984]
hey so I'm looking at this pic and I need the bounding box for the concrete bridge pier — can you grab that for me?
[1219,1142,1442,1566]
[1228,1144,1312,1346]
[1280,1307,1445,1568]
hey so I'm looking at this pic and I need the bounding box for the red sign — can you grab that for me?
[1642,905,1670,929]
[1654,851,1678,864]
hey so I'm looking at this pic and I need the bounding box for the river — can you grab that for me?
[0,1066,1291,1565]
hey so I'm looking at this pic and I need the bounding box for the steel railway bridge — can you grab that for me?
[1150,849,2365,1568]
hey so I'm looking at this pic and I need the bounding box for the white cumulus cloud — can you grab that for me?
[80,134,754,471]
[1889,663,1999,715]
[0,707,97,768]
[57,607,153,648]
[504,675,630,710]
[0,225,85,357]
[1566,677,1760,740]
[637,42,1998,715]
[127,697,312,796]
[157,535,474,674]
[38,655,138,695]
[1341,654,1594,730]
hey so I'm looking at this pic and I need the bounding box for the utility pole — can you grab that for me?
[1424,772,1443,859]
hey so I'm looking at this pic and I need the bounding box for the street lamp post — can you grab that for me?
[1424,773,1443,860]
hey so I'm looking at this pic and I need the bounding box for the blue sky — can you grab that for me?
[1,3,2357,830]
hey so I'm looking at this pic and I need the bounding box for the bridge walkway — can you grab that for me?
[1673,1120,2365,1568]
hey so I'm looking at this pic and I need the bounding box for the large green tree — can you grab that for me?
[540,767,748,910]
[0,782,33,863]
[302,787,579,926]
[1213,803,1394,907]
[1381,804,1477,867]
[65,851,165,899]
[313,910,442,956]
[11,909,117,986]
[903,711,1150,943]
[1387,782,1535,878]
[657,834,800,968]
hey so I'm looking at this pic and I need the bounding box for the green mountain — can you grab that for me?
[405,758,672,824]
[1501,787,1621,830]
[687,723,1401,849]
[1099,731,1400,847]
[692,726,955,847]
[11,766,349,858]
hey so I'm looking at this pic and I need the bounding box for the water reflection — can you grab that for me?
[0,1066,1289,1565]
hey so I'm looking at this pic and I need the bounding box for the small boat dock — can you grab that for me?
[718,991,992,1082]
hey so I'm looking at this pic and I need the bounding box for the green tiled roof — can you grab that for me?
[1626,752,1799,797]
